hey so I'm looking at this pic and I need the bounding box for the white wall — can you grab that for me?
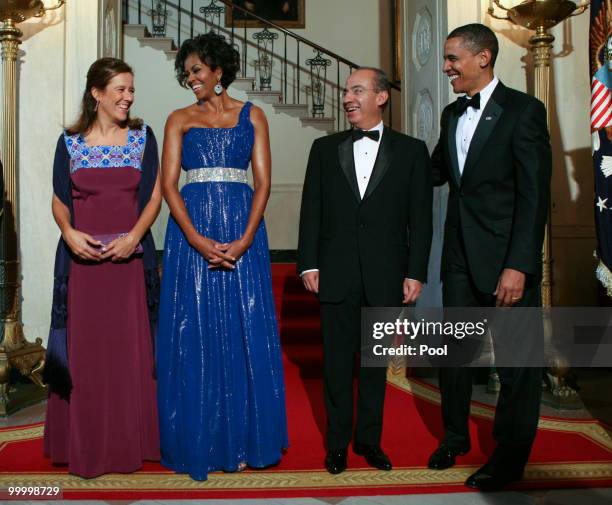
[299,0,394,71]
[5,1,99,343]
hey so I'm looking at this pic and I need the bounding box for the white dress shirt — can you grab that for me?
[456,76,499,175]
[354,121,384,198]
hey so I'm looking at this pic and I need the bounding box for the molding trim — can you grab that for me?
[551,225,597,239]
[270,183,302,193]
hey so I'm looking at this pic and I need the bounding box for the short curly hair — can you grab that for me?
[175,31,240,89]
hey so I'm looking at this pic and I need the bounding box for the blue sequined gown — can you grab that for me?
[157,102,288,481]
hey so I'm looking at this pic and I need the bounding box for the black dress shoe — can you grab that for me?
[325,448,348,474]
[353,443,392,471]
[427,444,468,470]
[465,464,523,491]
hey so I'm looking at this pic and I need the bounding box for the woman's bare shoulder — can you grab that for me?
[165,104,199,131]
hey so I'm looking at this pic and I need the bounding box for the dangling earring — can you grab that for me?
[94,100,99,112]
[214,78,223,96]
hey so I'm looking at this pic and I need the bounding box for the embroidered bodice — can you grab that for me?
[64,124,147,173]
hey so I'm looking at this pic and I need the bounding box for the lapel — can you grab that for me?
[362,126,395,201]
[460,81,506,184]
[446,110,461,186]
[337,131,361,203]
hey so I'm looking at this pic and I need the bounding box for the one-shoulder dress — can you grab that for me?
[157,102,288,481]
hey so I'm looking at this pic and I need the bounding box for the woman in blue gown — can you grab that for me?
[157,32,288,481]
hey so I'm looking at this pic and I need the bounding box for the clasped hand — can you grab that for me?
[190,234,251,269]
[63,228,140,262]
[100,233,140,261]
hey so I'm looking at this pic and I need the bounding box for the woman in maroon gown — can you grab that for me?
[43,58,162,478]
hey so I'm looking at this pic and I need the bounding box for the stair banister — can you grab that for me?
[123,0,401,131]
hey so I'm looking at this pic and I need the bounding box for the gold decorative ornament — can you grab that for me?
[0,0,66,415]
[487,0,588,410]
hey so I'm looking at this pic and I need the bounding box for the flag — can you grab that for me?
[591,0,612,296]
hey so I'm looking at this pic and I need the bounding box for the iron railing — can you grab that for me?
[122,0,401,131]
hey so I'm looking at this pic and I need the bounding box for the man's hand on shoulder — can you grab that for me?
[494,268,525,307]
[301,270,319,294]
[403,278,423,304]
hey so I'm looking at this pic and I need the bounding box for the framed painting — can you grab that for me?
[225,0,305,29]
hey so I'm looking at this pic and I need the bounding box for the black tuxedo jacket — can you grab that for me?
[432,81,552,294]
[297,127,433,306]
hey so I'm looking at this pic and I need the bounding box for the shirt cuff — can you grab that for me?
[300,269,319,277]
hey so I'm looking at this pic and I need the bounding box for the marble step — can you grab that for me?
[125,24,177,56]
[232,77,255,92]
[246,90,283,104]
[124,24,150,39]
[300,117,336,132]
[273,103,309,118]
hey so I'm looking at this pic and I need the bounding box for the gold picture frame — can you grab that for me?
[393,0,402,83]
[225,0,306,29]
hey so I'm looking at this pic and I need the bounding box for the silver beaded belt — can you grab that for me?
[185,167,248,184]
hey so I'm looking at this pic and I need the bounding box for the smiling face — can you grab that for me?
[92,72,134,123]
[443,36,493,97]
[184,53,222,101]
[342,69,388,130]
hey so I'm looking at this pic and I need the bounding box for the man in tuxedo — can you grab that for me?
[428,24,551,491]
[298,67,433,474]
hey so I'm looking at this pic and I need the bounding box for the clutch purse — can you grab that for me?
[92,232,143,254]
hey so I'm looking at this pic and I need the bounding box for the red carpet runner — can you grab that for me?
[0,263,611,498]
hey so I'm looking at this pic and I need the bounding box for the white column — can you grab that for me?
[19,0,99,343]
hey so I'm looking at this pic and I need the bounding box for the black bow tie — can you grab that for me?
[455,93,481,116]
[352,129,380,142]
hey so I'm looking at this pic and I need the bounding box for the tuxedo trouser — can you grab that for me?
[439,229,542,472]
[320,275,387,451]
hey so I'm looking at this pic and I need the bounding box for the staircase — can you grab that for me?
[125,24,337,129]
[121,0,401,250]
[272,264,323,370]
[122,0,401,128]
[125,23,338,134]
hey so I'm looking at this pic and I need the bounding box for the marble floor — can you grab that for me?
[3,489,612,504]
[0,400,46,428]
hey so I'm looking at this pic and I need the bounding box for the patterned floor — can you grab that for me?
[2,488,612,504]
[2,371,611,502]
